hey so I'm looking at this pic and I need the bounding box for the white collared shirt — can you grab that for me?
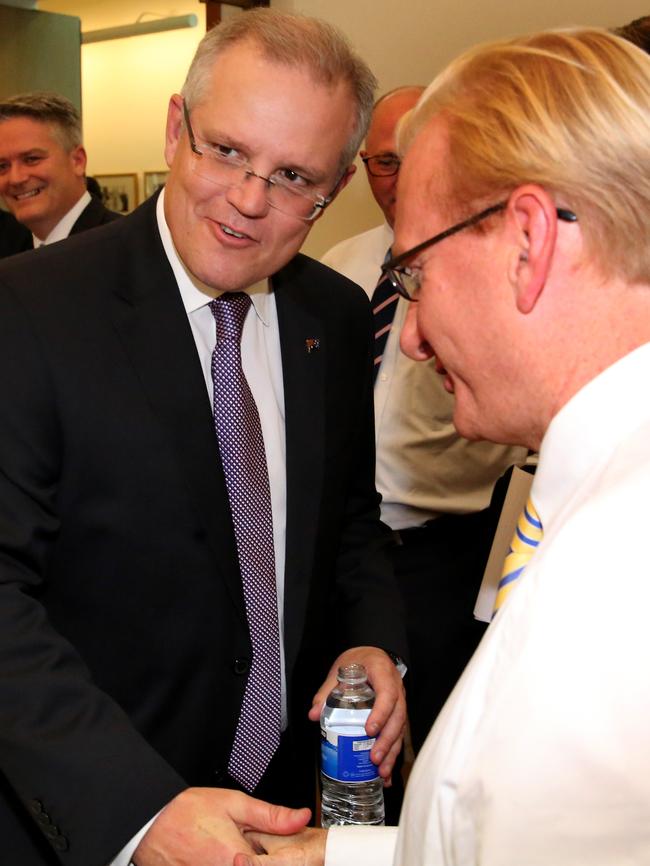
[327,341,650,866]
[32,189,91,247]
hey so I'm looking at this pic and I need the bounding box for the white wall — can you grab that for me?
[39,0,650,255]
[287,0,650,258]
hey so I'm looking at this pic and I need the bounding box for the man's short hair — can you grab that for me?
[399,29,650,284]
[613,16,650,54]
[181,8,377,175]
[0,92,82,151]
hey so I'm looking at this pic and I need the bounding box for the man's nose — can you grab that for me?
[225,171,271,218]
[400,301,434,362]
[6,162,29,187]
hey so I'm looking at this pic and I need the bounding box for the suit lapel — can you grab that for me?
[107,198,246,622]
[70,198,99,234]
[70,197,107,234]
[274,259,326,672]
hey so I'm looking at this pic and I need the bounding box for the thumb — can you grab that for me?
[309,678,335,722]
[308,697,324,722]
[242,801,312,836]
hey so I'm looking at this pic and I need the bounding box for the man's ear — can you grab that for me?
[164,94,184,168]
[507,185,558,315]
[313,164,356,222]
[70,145,87,177]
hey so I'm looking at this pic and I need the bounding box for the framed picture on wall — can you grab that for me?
[144,170,170,200]
[94,173,138,214]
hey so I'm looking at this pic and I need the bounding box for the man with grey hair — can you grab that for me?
[0,92,119,255]
[0,10,407,866]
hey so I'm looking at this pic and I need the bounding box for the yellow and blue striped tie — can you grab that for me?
[493,496,543,617]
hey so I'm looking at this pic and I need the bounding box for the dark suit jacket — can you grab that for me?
[0,209,32,258]
[68,195,121,236]
[0,194,406,865]
[0,195,120,258]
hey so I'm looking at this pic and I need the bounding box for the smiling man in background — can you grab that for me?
[0,92,118,255]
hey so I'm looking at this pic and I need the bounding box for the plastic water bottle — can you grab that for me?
[320,663,385,827]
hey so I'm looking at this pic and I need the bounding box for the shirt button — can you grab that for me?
[233,658,250,675]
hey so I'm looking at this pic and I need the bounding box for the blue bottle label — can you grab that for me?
[321,727,379,782]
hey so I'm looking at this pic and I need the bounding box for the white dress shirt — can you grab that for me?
[111,190,289,866]
[327,341,650,865]
[322,225,527,530]
[32,189,91,247]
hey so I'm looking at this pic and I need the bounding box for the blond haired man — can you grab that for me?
[240,27,650,866]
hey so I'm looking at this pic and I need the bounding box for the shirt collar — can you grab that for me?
[532,341,650,533]
[155,188,272,325]
[34,190,91,247]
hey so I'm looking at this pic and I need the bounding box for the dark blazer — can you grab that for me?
[68,195,121,235]
[0,195,120,258]
[0,194,406,866]
[0,209,31,258]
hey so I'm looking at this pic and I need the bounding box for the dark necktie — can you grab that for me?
[371,248,400,382]
[210,292,281,792]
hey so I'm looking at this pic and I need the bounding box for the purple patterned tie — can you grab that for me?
[210,292,281,792]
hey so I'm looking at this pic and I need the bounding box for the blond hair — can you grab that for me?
[400,29,650,283]
[181,8,377,173]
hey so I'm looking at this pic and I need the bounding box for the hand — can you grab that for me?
[308,646,406,785]
[234,827,327,866]
[132,787,311,866]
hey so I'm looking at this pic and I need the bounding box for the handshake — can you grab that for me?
[133,647,405,866]
[134,787,327,866]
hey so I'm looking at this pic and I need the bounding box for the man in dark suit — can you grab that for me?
[0,92,119,257]
[0,9,407,866]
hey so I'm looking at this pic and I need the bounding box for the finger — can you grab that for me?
[234,850,305,866]
[365,670,405,735]
[238,798,312,836]
[307,696,326,722]
[243,828,327,866]
[308,673,337,721]
[371,707,406,763]
[376,733,405,781]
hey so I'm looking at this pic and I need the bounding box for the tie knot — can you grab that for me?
[210,292,251,342]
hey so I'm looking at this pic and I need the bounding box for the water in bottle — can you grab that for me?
[320,663,385,827]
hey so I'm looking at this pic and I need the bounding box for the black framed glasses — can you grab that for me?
[182,100,333,221]
[382,201,578,301]
[361,153,401,177]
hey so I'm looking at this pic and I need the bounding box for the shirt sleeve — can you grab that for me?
[108,812,160,866]
[325,825,398,866]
